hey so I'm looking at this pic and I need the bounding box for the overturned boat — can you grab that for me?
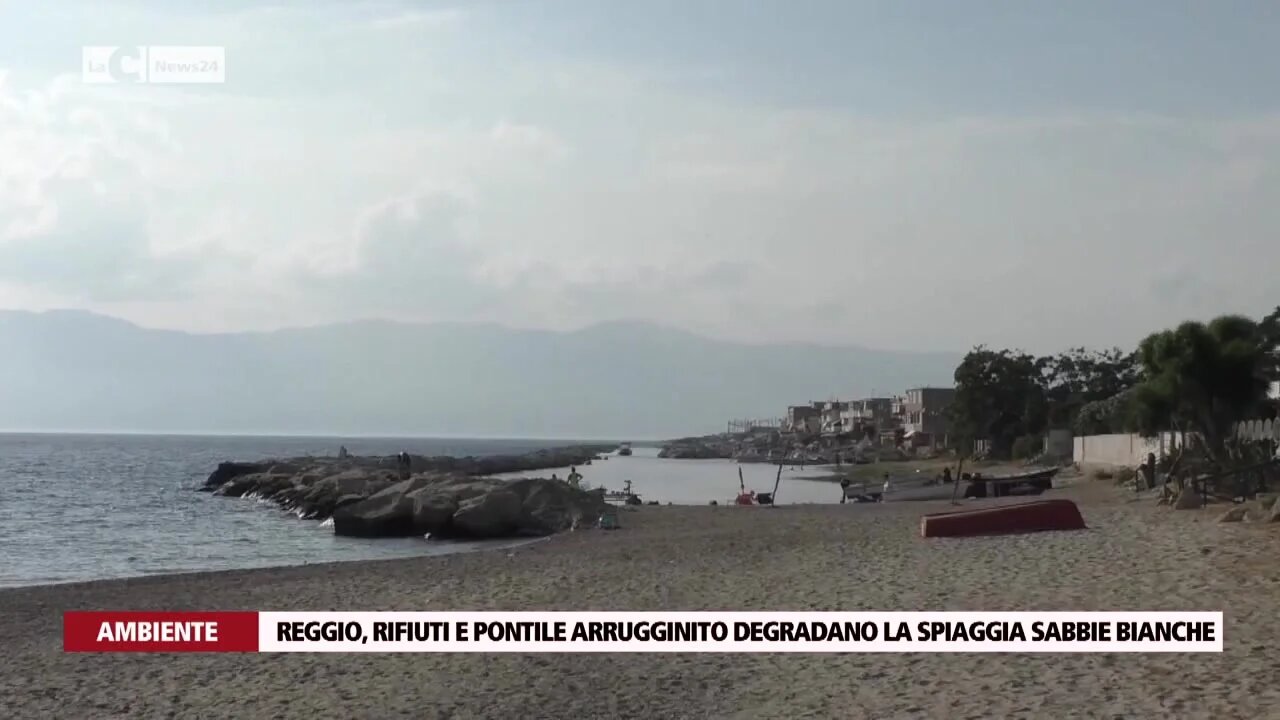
[920,498,1086,538]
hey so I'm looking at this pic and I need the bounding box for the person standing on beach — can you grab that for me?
[839,475,851,504]
[567,466,583,489]
[1139,453,1157,491]
[397,451,411,481]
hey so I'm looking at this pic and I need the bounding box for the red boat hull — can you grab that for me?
[920,499,1086,538]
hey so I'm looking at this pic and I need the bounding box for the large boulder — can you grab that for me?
[513,477,607,535]
[202,461,269,491]
[1174,486,1203,510]
[409,490,460,536]
[298,469,398,519]
[452,490,524,537]
[331,477,439,537]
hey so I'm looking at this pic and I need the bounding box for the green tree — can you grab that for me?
[1073,387,1138,435]
[950,346,1046,458]
[1039,347,1140,428]
[1129,314,1276,462]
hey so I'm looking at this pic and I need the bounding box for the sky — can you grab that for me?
[0,0,1277,354]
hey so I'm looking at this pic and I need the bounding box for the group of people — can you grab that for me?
[837,473,893,504]
[836,466,971,504]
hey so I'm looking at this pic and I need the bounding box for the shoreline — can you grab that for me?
[8,483,1280,718]
[0,536,553,593]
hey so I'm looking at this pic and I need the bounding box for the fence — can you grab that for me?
[1234,418,1279,443]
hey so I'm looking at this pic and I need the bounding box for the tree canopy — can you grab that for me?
[947,307,1277,460]
[1128,314,1276,460]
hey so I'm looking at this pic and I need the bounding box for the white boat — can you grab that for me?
[617,442,633,456]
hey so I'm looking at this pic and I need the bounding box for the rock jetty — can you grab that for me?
[200,446,613,540]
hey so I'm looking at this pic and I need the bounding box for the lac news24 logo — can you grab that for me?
[82,46,225,84]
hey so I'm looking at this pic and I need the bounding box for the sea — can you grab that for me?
[0,433,845,588]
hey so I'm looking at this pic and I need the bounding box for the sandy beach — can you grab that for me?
[3,479,1279,719]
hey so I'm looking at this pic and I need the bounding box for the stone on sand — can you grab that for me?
[1174,486,1203,510]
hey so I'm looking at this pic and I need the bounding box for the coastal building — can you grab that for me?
[839,398,893,441]
[902,386,957,447]
[726,418,783,434]
[785,405,820,435]
[845,398,893,424]
[817,400,850,435]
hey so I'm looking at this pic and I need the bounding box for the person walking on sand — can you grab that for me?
[839,475,851,504]
[567,466,583,489]
[1139,453,1157,491]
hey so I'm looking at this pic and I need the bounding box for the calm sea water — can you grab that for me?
[0,434,847,588]
[498,446,849,504]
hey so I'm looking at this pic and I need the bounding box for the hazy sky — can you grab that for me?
[0,0,1276,353]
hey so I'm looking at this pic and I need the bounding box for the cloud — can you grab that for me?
[366,8,465,31]
[0,6,1277,352]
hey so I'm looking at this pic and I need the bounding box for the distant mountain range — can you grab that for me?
[0,310,960,438]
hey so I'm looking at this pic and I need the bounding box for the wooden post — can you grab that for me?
[771,463,783,502]
[950,455,966,505]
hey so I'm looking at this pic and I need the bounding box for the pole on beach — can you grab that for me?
[950,455,966,505]
[771,463,783,502]
[738,466,746,494]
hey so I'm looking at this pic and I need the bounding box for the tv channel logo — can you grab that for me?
[83,46,225,84]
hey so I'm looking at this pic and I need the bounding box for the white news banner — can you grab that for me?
[258,611,1224,653]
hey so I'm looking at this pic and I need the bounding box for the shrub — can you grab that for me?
[1114,467,1137,485]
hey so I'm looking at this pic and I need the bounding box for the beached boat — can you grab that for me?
[617,442,632,456]
[920,498,1086,538]
[603,480,637,501]
[963,467,1060,499]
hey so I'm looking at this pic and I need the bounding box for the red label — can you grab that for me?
[63,611,259,652]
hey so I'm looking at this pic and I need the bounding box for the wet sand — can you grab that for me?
[3,480,1278,719]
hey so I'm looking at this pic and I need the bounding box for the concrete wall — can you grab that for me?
[1077,422,1278,467]
[1073,432,1184,467]
[1045,429,1073,457]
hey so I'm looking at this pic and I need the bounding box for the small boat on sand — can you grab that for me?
[963,467,1060,499]
[617,442,632,456]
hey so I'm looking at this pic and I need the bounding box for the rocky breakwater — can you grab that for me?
[200,446,612,540]
[657,436,734,459]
